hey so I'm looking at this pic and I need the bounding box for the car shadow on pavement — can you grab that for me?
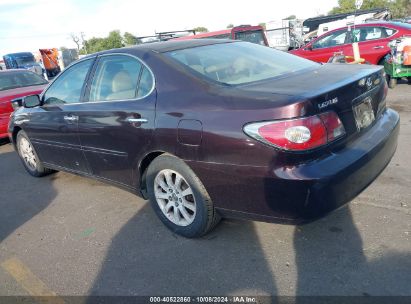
[0,147,57,242]
[88,204,278,297]
[0,138,9,146]
[89,201,411,298]
[294,206,411,297]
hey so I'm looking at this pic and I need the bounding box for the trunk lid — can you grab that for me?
[239,63,387,140]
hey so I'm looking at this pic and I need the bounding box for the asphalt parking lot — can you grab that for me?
[0,83,410,298]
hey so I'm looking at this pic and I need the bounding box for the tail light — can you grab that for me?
[243,111,345,151]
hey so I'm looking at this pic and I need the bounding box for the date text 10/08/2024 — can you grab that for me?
[149,296,257,303]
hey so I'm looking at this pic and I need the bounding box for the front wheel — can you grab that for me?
[16,130,54,177]
[146,154,220,238]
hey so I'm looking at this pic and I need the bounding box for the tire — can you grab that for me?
[378,57,387,66]
[146,154,220,238]
[408,77,411,85]
[16,130,54,177]
[386,75,397,89]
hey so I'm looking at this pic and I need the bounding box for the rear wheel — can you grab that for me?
[16,130,54,177]
[146,154,220,238]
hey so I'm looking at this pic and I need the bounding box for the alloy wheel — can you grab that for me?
[19,137,37,170]
[154,169,196,226]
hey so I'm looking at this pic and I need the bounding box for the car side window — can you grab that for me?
[312,30,347,49]
[384,27,396,37]
[137,67,154,98]
[43,59,93,105]
[352,27,386,42]
[89,55,142,102]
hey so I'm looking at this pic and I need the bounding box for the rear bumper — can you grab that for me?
[189,108,400,223]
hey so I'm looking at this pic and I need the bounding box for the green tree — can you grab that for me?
[390,0,411,18]
[123,32,138,46]
[227,24,234,28]
[258,22,266,29]
[80,30,124,54]
[193,26,208,33]
[105,30,124,49]
[329,0,410,18]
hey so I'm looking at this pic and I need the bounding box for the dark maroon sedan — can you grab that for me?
[8,40,399,237]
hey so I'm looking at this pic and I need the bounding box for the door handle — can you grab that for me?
[126,118,148,124]
[373,46,384,49]
[63,115,78,122]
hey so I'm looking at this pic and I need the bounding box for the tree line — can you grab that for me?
[330,0,411,18]
[70,31,141,55]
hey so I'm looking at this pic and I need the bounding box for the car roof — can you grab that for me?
[0,69,33,73]
[314,21,410,39]
[3,52,34,57]
[88,39,237,58]
[331,21,409,32]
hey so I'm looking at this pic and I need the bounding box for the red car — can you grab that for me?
[290,22,411,64]
[0,70,47,139]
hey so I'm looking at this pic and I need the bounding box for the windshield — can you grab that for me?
[0,71,47,91]
[165,42,319,85]
[234,30,266,45]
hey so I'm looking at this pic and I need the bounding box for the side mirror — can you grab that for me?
[23,95,41,108]
[11,97,24,110]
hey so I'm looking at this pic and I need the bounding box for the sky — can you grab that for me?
[0,0,339,57]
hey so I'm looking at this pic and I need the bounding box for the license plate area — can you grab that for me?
[353,97,375,131]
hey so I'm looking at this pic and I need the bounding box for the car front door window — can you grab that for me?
[43,59,93,105]
[312,30,347,49]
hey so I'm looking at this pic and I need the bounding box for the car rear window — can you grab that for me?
[165,42,319,85]
[234,30,266,45]
[0,71,47,91]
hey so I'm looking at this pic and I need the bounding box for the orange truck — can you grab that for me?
[39,48,61,78]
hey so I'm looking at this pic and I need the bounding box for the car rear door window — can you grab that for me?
[137,67,154,98]
[43,59,93,105]
[384,27,396,37]
[312,30,348,49]
[89,55,142,102]
[353,27,386,42]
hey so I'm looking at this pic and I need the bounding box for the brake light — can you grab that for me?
[319,112,345,141]
[244,111,345,151]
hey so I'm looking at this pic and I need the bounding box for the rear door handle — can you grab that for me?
[63,115,78,122]
[373,46,384,49]
[126,118,148,124]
